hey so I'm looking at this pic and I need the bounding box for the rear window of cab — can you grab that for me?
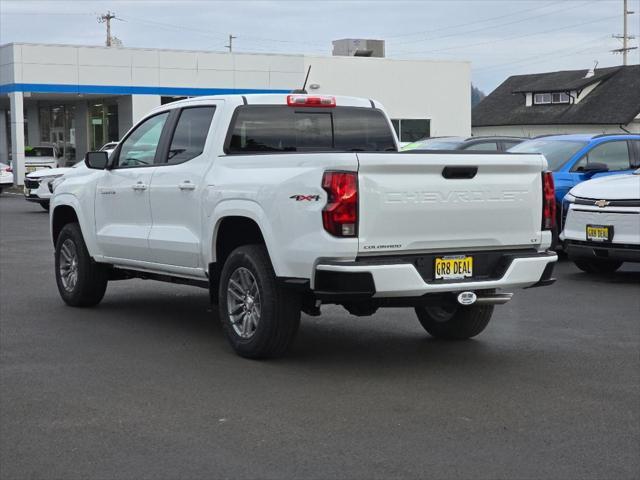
[225,105,397,154]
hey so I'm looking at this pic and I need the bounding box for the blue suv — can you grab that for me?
[509,133,640,207]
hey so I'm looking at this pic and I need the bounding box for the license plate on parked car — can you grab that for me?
[586,224,613,242]
[434,255,473,280]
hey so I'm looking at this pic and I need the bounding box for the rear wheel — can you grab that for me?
[218,244,301,359]
[573,258,622,274]
[415,304,494,340]
[55,223,108,306]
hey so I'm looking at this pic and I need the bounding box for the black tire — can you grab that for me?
[415,303,494,340]
[40,201,50,211]
[218,244,301,359]
[55,223,108,307]
[573,258,622,274]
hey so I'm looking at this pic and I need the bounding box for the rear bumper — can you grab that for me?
[314,250,557,299]
[565,240,640,263]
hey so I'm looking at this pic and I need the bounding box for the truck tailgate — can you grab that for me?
[356,152,546,254]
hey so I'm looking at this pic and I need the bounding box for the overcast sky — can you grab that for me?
[0,0,638,92]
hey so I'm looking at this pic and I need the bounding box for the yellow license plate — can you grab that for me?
[586,225,612,242]
[434,255,473,280]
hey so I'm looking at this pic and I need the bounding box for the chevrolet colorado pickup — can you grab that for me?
[50,94,557,358]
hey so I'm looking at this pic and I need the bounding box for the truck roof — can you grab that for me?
[154,94,379,111]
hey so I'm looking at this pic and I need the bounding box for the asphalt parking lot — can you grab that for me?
[1,193,639,480]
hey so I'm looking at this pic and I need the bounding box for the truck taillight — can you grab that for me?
[322,171,358,237]
[287,95,336,107]
[542,171,556,230]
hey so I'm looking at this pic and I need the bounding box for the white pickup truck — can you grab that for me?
[50,94,557,358]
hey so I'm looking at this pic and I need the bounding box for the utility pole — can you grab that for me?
[611,0,637,65]
[225,34,237,53]
[98,11,117,47]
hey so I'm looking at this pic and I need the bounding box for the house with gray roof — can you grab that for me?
[472,64,640,137]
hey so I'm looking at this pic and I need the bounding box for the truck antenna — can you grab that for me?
[291,65,312,94]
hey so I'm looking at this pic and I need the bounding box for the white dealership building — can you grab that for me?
[1,42,470,184]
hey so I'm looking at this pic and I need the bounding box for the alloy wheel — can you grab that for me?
[59,238,79,292]
[227,267,261,339]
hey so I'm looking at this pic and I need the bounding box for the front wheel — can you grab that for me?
[218,244,301,359]
[55,223,109,307]
[40,201,50,211]
[573,258,622,274]
[415,303,494,340]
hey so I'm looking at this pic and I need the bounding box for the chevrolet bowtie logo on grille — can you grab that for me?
[594,199,610,208]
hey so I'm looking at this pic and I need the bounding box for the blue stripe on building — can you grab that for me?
[0,83,290,96]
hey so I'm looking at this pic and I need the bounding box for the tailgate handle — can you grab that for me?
[442,166,478,179]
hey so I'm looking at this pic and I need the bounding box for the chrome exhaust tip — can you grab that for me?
[457,291,477,305]
[457,291,513,306]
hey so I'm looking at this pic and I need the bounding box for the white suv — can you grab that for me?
[24,161,86,211]
[50,94,557,358]
[562,170,640,272]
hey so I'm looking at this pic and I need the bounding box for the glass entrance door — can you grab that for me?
[89,102,119,151]
[38,105,76,166]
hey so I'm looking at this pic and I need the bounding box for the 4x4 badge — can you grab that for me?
[594,199,610,208]
[290,194,320,202]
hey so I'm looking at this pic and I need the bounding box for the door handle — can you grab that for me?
[132,181,148,191]
[178,181,196,191]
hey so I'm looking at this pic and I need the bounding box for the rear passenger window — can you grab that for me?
[463,142,498,151]
[572,141,631,172]
[166,107,216,165]
[226,106,396,154]
[502,140,522,151]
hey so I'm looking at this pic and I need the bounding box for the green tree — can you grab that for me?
[471,85,486,108]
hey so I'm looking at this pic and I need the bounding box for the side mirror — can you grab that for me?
[583,162,609,174]
[84,151,109,170]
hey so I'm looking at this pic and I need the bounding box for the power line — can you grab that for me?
[392,14,620,56]
[1,12,93,16]
[120,15,227,40]
[385,1,558,41]
[389,0,594,48]
[473,35,612,72]
[118,14,328,48]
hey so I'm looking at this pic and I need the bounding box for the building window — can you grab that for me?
[533,93,552,105]
[38,105,77,164]
[551,92,570,104]
[533,92,570,105]
[392,119,430,142]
